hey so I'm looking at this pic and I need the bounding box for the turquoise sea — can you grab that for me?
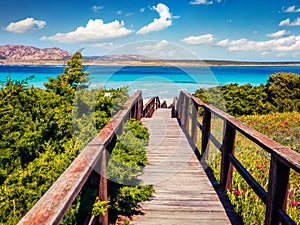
[0,65,299,100]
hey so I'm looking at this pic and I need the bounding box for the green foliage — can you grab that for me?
[204,112,300,224]
[194,73,300,224]
[0,52,129,224]
[116,185,154,215]
[92,198,110,217]
[44,51,89,98]
[240,112,300,153]
[107,119,154,221]
[124,119,150,141]
[193,72,299,116]
[266,72,300,112]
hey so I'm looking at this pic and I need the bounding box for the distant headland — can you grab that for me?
[0,44,299,67]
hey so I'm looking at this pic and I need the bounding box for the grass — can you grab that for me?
[199,111,300,224]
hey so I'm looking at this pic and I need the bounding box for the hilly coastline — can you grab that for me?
[0,44,71,61]
[0,44,300,66]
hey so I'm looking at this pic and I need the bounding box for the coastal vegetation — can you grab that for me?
[0,49,299,224]
[194,72,299,224]
[194,72,300,116]
[0,52,153,224]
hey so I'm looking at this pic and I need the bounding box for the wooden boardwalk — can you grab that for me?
[134,108,242,225]
[19,91,299,225]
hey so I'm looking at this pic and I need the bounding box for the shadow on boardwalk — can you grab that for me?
[134,108,243,225]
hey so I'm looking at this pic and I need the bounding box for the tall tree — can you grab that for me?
[44,51,90,97]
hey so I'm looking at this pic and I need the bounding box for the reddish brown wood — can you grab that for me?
[143,96,160,118]
[181,90,300,173]
[161,101,167,108]
[265,156,290,225]
[19,90,300,225]
[178,90,299,225]
[137,98,143,120]
[191,104,198,144]
[18,91,143,225]
[18,139,104,225]
[171,96,178,118]
[176,94,181,119]
[201,108,211,158]
[220,121,236,190]
[179,93,184,121]
[183,96,190,131]
[99,150,108,225]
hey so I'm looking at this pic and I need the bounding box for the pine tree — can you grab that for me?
[44,51,90,97]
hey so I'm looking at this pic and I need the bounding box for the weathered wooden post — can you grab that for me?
[183,95,190,131]
[171,97,177,118]
[99,149,108,225]
[191,102,198,145]
[220,121,235,190]
[201,108,211,158]
[179,93,184,122]
[137,98,143,120]
[176,93,181,119]
[265,156,290,225]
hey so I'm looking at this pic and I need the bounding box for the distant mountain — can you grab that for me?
[86,54,159,61]
[0,44,71,60]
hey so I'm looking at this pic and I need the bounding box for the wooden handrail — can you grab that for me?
[18,90,143,225]
[143,96,161,118]
[175,90,300,225]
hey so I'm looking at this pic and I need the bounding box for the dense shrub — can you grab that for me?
[194,72,299,116]
[194,72,300,224]
[0,52,129,224]
[107,119,154,222]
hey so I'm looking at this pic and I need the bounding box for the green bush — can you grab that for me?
[0,52,129,224]
[107,119,154,222]
[193,73,300,224]
[194,72,299,116]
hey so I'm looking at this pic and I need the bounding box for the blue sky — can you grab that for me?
[1,0,300,61]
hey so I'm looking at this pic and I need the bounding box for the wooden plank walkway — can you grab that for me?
[134,108,242,225]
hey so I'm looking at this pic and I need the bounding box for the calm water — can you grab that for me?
[0,65,299,99]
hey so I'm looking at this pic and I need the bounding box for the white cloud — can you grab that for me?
[4,18,46,33]
[91,42,115,48]
[215,35,300,55]
[41,19,133,44]
[279,18,300,26]
[136,3,174,35]
[189,0,221,5]
[140,8,145,13]
[190,0,213,5]
[284,6,300,13]
[117,10,122,15]
[91,5,104,13]
[276,52,289,58]
[126,12,134,17]
[181,34,215,44]
[138,40,169,52]
[136,40,177,57]
[267,30,290,38]
[279,18,290,26]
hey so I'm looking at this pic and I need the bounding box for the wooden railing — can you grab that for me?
[174,90,300,225]
[143,96,161,118]
[18,91,143,225]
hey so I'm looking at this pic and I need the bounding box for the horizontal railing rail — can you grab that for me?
[175,90,300,225]
[18,91,144,225]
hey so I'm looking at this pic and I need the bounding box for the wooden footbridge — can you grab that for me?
[19,90,300,225]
